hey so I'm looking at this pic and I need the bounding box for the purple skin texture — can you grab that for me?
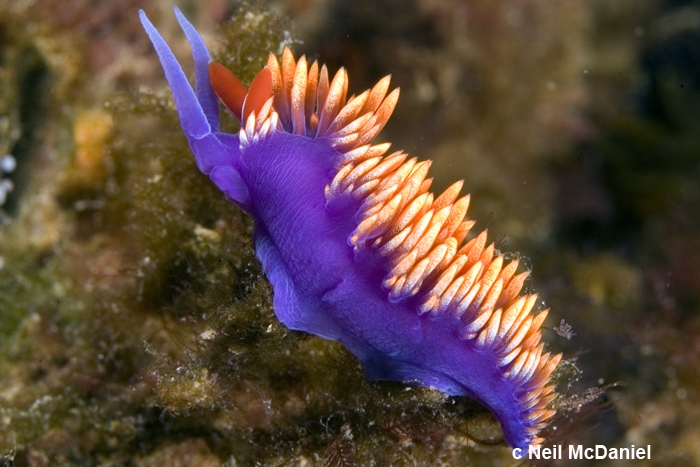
[140,7,548,450]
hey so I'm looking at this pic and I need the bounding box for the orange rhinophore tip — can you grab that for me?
[242,66,273,124]
[209,61,247,121]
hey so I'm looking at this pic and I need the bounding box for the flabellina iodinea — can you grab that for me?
[139,7,562,450]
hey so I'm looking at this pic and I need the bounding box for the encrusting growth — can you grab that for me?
[211,47,562,445]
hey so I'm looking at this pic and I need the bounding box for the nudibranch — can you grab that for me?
[140,7,561,449]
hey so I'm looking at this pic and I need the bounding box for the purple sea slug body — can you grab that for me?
[140,7,562,449]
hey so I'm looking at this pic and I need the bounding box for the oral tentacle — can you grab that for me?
[139,9,211,140]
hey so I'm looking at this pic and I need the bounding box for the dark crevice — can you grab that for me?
[4,46,49,216]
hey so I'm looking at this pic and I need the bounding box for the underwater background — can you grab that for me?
[1,0,699,465]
